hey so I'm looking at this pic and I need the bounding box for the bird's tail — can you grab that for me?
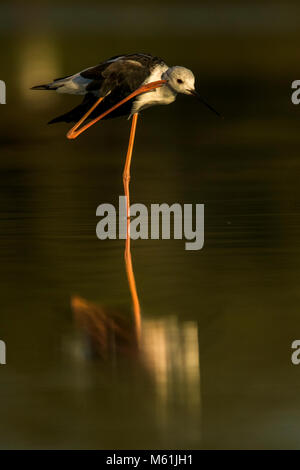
[31,83,63,91]
[48,112,73,124]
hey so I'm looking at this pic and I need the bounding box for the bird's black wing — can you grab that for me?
[48,54,165,123]
[80,53,164,93]
[48,93,98,124]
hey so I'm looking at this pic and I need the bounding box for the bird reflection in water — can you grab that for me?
[70,210,201,415]
[70,189,141,358]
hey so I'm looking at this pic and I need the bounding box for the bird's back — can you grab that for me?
[33,53,167,124]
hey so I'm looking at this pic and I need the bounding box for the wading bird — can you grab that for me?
[32,53,220,216]
[32,53,220,338]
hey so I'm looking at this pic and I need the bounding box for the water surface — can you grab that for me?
[0,1,300,449]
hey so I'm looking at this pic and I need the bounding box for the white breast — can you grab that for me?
[130,64,177,116]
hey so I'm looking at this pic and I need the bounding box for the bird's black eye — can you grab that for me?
[177,79,183,84]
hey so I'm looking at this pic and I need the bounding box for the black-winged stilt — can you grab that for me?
[32,53,220,215]
[32,53,220,337]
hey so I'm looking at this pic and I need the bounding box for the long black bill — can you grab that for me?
[189,90,222,118]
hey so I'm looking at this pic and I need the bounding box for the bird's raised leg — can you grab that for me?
[67,80,166,140]
[67,96,104,139]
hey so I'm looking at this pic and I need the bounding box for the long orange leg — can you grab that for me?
[123,113,138,219]
[67,80,166,140]
[123,114,141,339]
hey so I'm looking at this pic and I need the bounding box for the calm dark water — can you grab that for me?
[1,1,300,449]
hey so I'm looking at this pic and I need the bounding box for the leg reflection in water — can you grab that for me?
[70,220,141,358]
[70,201,142,356]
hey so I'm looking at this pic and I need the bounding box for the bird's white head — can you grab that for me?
[162,66,196,95]
[162,65,222,117]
